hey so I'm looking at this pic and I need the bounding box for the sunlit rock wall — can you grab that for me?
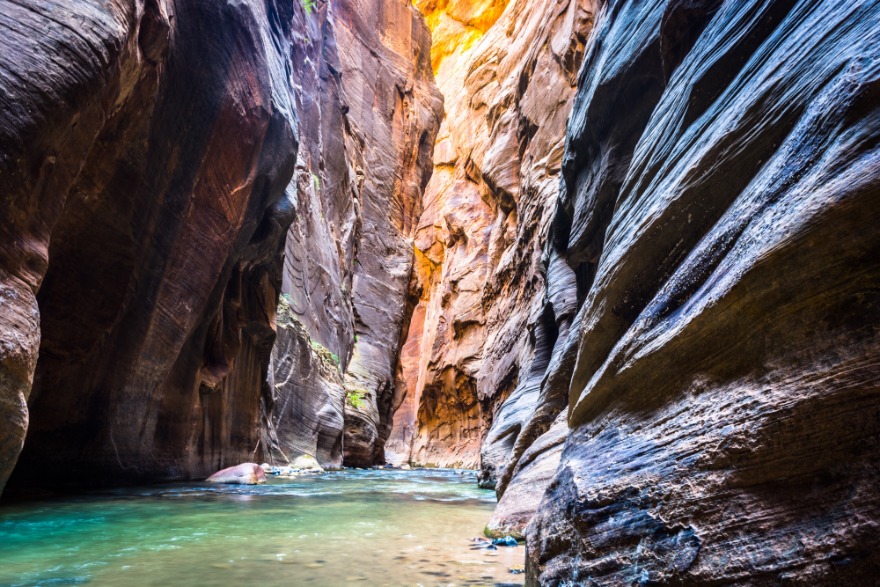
[527,0,880,584]
[0,0,299,493]
[263,0,443,469]
[387,0,593,529]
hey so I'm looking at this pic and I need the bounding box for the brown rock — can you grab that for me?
[263,307,345,469]
[0,0,299,493]
[206,463,267,485]
[262,0,443,470]
[388,0,593,506]
[335,0,443,467]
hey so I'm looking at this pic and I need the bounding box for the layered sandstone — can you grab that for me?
[386,0,593,488]
[527,0,880,584]
[263,0,442,469]
[0,0,441,493]
[0,0,299,493]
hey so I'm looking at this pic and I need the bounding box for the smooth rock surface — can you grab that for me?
[0,0,298,493]
[526,0,880,584]
[485,413,566,540]
[206,463,267,485]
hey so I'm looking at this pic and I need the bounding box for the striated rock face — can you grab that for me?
[0,0,299,493]
[386,0,593,485]
[527,0,880,584]
[263,302,346,469]
[263,0,442,469]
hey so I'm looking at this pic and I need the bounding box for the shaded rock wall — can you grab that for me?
[386,0,593,486]
[263,0,443,469]
[527,0,880,584]
[0,0,299,493]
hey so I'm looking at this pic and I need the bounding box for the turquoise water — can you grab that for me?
[0,469,525,587]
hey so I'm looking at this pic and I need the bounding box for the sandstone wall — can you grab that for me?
[527,0,880,584]
[0,0,442,493]
[386,0,593,486]
[263,0,443,469]
[0,0,299,493]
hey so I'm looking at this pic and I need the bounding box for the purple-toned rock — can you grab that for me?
[206,463,266,485]
[526,0,880,585]
[262,0,442,471]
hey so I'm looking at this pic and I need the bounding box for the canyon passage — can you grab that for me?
[0,0,879,586]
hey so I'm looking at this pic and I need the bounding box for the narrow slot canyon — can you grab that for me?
[0,0,878,585]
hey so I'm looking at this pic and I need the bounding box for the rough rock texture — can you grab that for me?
[262,0,442,469]
[485,413,567,539]
[386,0,593,482]
[527,0,880,584]
[0,0,299,493]
[262,300,346,468]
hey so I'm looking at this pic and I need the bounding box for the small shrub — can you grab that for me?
[277,292,296,326]
[301,0,317,15]
[310,339,339,367]
[346,388,368,409]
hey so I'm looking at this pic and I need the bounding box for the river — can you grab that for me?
[0,469,525,587]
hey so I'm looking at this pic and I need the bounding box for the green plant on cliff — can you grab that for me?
[346,388,368,410]
[310,339,340,367]
[300,0,316,15]
[277,293,296,326]
[277,294,341,369]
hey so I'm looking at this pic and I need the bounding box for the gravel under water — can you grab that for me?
[0,469,525,587]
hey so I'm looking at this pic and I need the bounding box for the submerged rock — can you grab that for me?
[206,464,267,485]
[266,454,327,478]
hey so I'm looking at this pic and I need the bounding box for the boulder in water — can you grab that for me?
[290,455,324,472]
[206,463,266,485]
[491,536,518,547]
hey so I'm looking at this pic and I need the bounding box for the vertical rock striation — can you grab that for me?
[0,0,299,492]
[387,0,593,536]
[263,0,443,469]
[527,0,880,584]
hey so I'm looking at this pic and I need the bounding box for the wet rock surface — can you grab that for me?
[1,0,299,493]
[2,0,878,583]
[526,0,880,584]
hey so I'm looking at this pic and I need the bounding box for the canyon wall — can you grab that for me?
[0,0,442,492]
[263,0,442,469]
[0,0,299,493]
[527,0,880,584]
[386,0,592,495]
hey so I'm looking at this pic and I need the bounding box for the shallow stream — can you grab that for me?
[0,469,525,587]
